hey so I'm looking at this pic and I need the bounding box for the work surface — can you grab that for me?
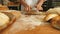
[1,15,60,34]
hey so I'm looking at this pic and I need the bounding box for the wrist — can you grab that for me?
[36,4,42,7]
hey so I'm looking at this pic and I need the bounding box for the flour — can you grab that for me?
[9,15,46,33]
[16,15,46,30]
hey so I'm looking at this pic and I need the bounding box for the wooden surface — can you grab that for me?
[0,15,60,34]
[0,6,9,10]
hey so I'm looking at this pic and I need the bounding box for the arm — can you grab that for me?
[21,0,31,11]
[21,0,29,7]
[36,0,45,10]
[37,0,45,6]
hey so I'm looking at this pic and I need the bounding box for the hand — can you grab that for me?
[35,4,43,10]
[24,6,31,12]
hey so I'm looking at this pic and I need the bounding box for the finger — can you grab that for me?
[25,8,28,11]
[25,7,29,11]
[28,7,31,12]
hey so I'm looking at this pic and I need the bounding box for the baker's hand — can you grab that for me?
[24,6,31,12]
[35,4,43,10]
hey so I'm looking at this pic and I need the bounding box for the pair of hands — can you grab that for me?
[24,4,43,11]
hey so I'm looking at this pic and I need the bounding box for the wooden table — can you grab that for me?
[1,15,60,34]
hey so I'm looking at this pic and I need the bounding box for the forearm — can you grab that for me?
[21,0,28,7]
[37,0,45,6]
